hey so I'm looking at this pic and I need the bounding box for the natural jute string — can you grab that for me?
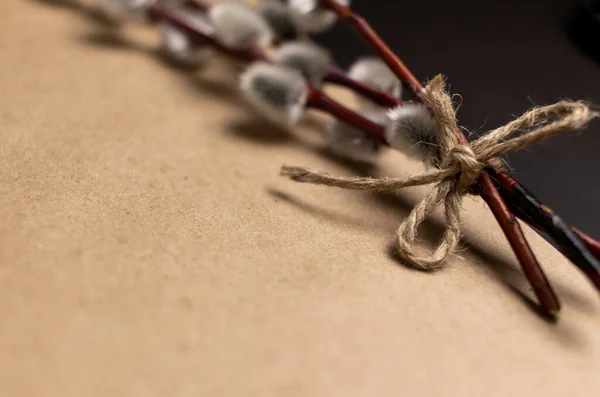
[280,75,598,270]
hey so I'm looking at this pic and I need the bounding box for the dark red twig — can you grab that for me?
[573,228,600,260]
[319,0,561,316]
[479,175,561,312]
[325,66,401,108]
[307,87,387,142]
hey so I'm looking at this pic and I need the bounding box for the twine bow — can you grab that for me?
[280,75,598,270]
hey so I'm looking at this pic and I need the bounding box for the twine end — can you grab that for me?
[280,165,311,181]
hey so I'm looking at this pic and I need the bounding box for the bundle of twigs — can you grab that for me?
[44,0,600,320]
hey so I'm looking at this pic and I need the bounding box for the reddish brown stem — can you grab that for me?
[320,0,561,316]
[326,66,402,108]
[307,87,388,143]
[572,228,600,261]
[479,177,561,316]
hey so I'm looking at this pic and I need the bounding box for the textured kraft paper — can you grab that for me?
[1,1,600,396]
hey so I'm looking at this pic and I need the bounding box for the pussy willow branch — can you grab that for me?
[181,1,599,275]
[318,0,561,315]
[148,5,388,142]
[149,4,561,316]
[180,0,401,107]
[325,66,400,107]
[316,0,600,289]
[148,6,267,61]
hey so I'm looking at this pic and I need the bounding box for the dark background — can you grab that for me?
[314,0,600,237]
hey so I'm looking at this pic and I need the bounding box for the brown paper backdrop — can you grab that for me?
[1,1,599,396]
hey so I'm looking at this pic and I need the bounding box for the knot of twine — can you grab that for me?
[280,75,598,271]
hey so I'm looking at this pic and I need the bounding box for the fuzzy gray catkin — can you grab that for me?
[273,41,331,86]
[288,0,351,33]
[209,2,274,50]
[258,0,301,41]
[240,62,309,125]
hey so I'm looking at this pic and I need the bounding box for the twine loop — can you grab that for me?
[280,75,598,270]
